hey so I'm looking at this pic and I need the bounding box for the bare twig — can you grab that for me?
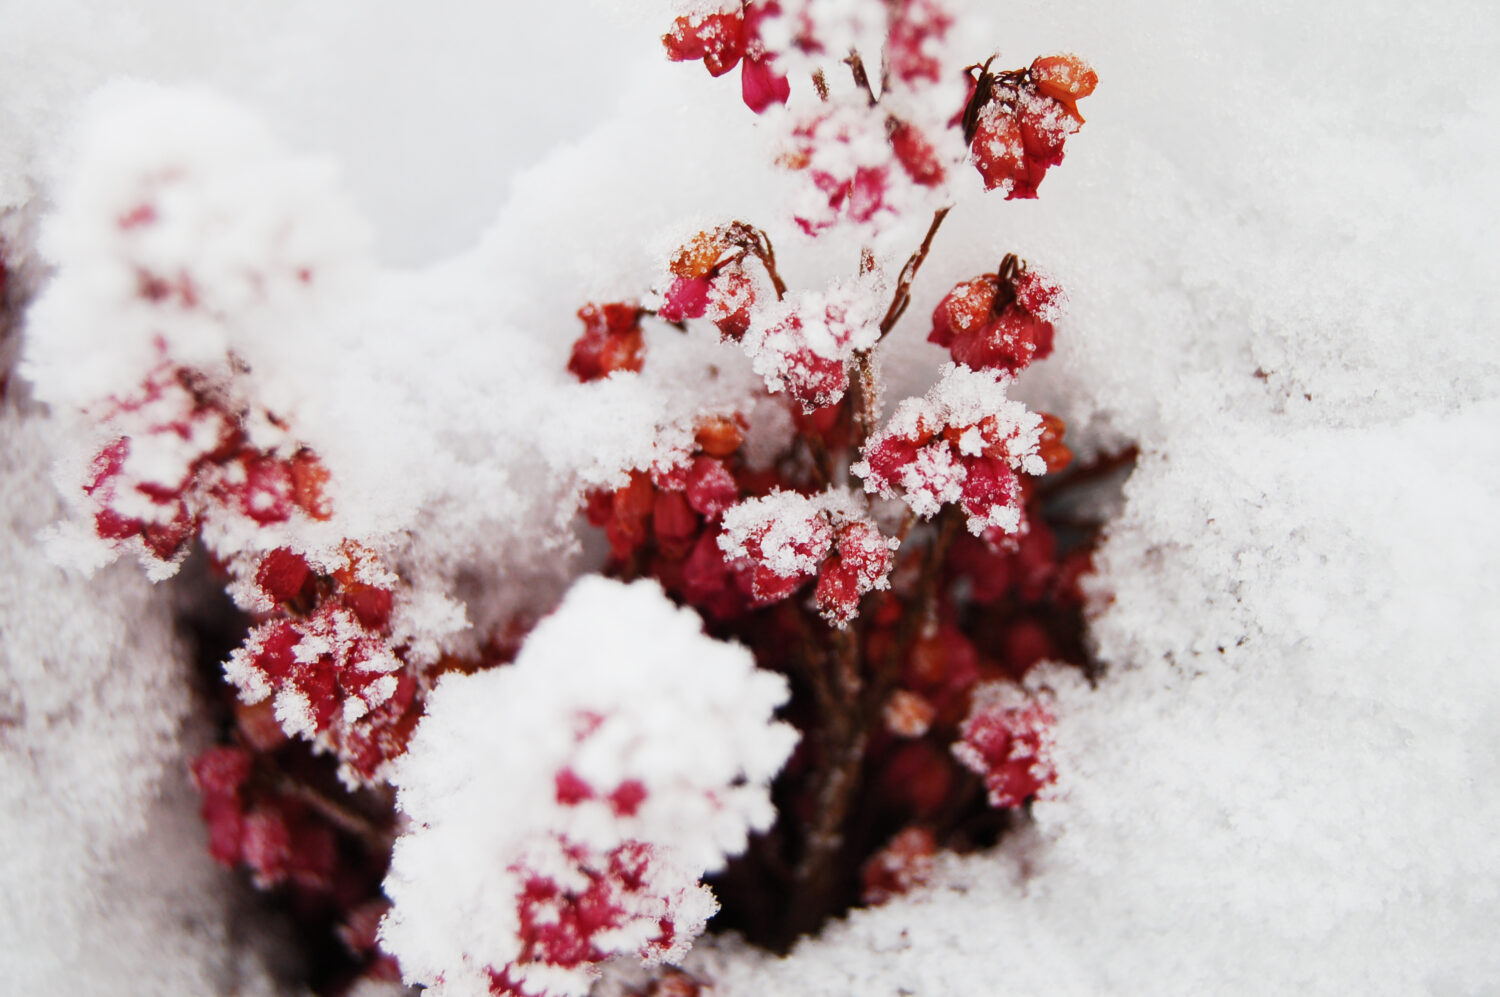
[812,69,830,101]
[879,206,951,338]
[845,51,877,105]
[274,776,394,853]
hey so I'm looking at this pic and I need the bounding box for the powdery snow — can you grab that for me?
[380,577,797,996]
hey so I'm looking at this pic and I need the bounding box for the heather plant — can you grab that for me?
[21,2,1110,994]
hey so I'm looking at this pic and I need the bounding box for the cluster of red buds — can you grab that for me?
[480,838,693,997]
[856,364,1050,534]
[191,744,401,988]
[663,1,790,113]
[654,222,781,339]
[581,415,757,621]
[952,681,1057,808]
[743,278,882,410]
[568,302,645,382]
[719,487,897,626]
[78,345,429,787]
[929,254,1062,374]
[81,358,331,565]
[963,54,1098,198]
[227,542,420,785]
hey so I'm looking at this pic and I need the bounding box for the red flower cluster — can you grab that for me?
[860,826,937,905]
[191,746,338,890]
[952,682,1056,808]
[743,280,880,410]
[857,366,1047,534]
[965,54,1097,198]
[656,225,776,341]
[662,1,790,113]
[886,0,952,85]
[929,255,1061,375]
[584,417,767,621]
[228,570,419,785]
[568,302,645,382]
[782,105,948,236]
[719,489,896,626]
[481,839,681,997]
[82,358,337,565]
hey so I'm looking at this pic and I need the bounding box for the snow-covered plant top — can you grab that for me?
[380,577,797,997]
[6,0,1117,993]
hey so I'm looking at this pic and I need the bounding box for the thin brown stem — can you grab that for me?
[804,432,836,489]
[786,622,866,940]
[893,508,918,549]
[845,51,877,105]
[724,222,787,300]
[812,69,830,101]
[915,508,962,634]
[848,352,879,459]
[1037,445,1140,499]
[879,206,950,338]
[274,777,394,854]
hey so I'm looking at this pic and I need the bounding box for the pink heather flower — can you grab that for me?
[741,279,881,410]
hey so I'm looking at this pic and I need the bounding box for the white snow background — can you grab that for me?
[1,0,1497,995]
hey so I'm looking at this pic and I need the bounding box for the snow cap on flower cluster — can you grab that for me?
[23,80,372,410]
[719,485,880,577]
[380,577,798,997]
[741,276,881,410]
[720,489,836,580]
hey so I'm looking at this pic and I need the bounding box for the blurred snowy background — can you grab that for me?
[2,0,1497,994]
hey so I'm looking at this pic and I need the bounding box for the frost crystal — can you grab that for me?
[380,577,797,997]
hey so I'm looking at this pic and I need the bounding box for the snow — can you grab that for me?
[0,411,290,995]
[690,402,1500,996]
[1,0,1497,993]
